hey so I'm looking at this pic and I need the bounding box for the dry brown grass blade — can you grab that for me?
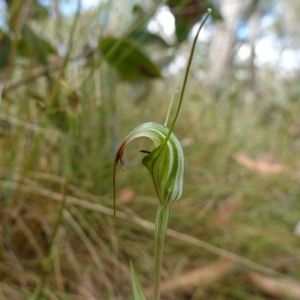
[0,180,297,282]
[63,209,114,293]
[0,282,25,300]
[11,210,45,260]
[145,260,235,297]
[70,206,130,276]
[0,227,28,289]
[249,272,300,299]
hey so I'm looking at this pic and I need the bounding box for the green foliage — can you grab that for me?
[0,32,11,69]
[0,26,55,69]
[0,2,54,70]
[18,24,56,65]
[100,36,161,80]
[128,29,170,48]
[168,0,221,43]
[130,261,146,300]
[30,1,49,21]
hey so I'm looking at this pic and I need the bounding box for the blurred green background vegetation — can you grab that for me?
[1,0,300,299]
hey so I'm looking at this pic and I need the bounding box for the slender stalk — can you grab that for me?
[153,204,170,300]
[156,9,212,154]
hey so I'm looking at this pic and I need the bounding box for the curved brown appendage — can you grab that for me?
[113,140,128,216]
[115,140,128,171]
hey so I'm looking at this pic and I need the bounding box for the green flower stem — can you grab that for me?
[161,9,212,147]
[153,204,170,300]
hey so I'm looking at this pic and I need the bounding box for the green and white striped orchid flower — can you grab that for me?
[113,122,184,211]
[113,9,211,217]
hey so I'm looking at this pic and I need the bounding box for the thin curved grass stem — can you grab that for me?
[153,204,170,300]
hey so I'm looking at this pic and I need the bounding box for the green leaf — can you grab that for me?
[130,261,146,300]
[168,0,221,43]
[30,2,49,21]
[19,23,56,65]
[0,32,11,69]
[99,37,161,80]
[128,30,174,69]
[168,0,207,43]
[0,24,56,69]
[129,30,170,48]
[207,0,223,21]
